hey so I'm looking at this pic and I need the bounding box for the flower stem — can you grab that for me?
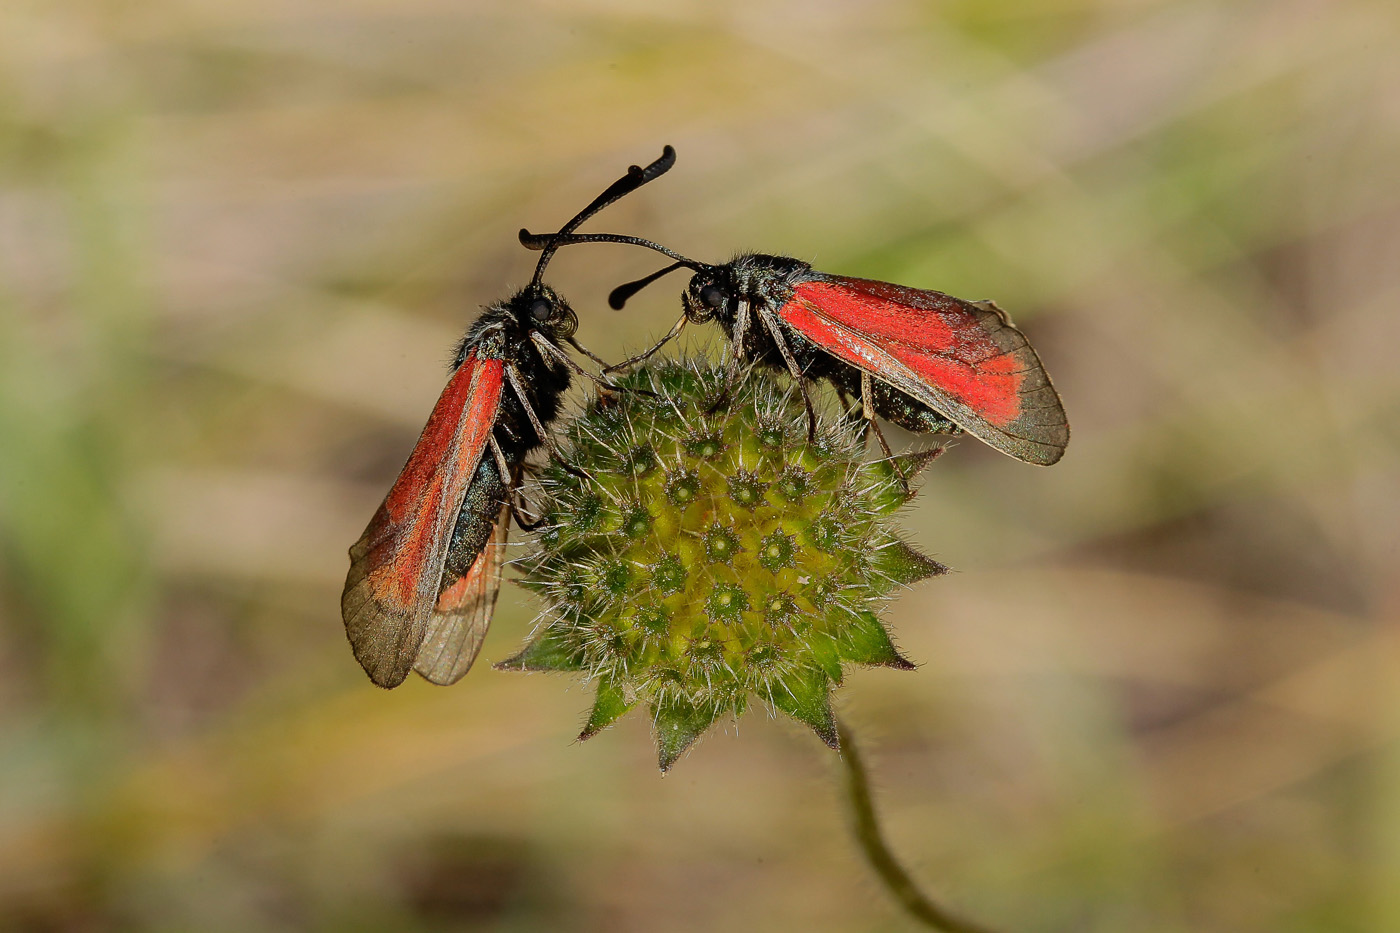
[836,717,998,933]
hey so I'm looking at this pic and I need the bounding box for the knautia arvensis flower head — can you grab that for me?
[498,359,946,771]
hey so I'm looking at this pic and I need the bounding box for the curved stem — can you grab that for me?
[836,717,998,933]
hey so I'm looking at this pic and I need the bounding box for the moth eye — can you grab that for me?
[700,283,724,309]
[529,298,552,322]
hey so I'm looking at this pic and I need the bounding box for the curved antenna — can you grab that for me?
[528,145,677,290]
[607,261,687,309]
[519,230,708,272]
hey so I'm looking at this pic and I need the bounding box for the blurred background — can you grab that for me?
[2,0,1398,930]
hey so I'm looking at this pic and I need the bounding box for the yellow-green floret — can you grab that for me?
[500,360,946,771]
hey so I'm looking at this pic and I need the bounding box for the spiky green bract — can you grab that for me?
[500,360,945,772]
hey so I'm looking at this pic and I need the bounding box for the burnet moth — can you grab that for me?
[341,146,677,688]
[518,162,1069,468]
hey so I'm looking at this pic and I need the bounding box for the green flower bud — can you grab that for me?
[499,360,945,771]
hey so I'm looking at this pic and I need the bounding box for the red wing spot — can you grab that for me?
[435,543,492,612]
[790,281,1024,426]
[435,572,474,612]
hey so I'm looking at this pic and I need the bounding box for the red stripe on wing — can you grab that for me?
[791,279,1022,423]
[341,352,506,687]
[782,278,1068,464]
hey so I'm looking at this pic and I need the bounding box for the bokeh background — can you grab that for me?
[2,1,1399,930]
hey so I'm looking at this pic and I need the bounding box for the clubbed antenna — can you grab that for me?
[607,262,688,310]
[527,145,677,290]
[518,231,713,308]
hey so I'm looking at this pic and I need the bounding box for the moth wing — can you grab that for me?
[412,504,510,685]
[341,353,506,687]
[782,277,1069,465]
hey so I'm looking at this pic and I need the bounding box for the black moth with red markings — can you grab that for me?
[341,147,677,688]
[519,154,1069,467]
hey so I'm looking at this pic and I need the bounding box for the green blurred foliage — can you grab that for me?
[1,0,1398,930]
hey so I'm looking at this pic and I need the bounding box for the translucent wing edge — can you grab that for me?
[413,505,510,685]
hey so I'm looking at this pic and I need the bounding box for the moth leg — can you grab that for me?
[549,333,660,399]
[531,332,608,387]
[505,363,588,478]
[706,299,753,415]
[755,305,817,442]
[834,386,862,423]
[490,435,544,531]
[509,490,546,531]
[604,313,689,374]
[861,370,909,496]
[860,371,890,455]
[529,331,653,398]
[488,432,513,481]
[564,335,611,371]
